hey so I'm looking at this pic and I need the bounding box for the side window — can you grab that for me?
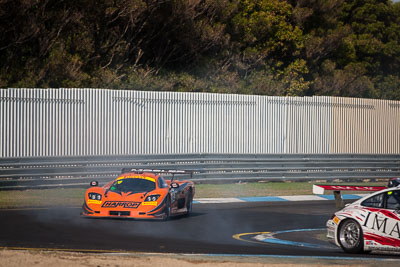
[386,190,400,210]
[158,176,168,188]
[361,193,384,208]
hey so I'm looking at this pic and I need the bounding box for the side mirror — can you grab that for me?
[90,181,99,187]
[170,182,179,189]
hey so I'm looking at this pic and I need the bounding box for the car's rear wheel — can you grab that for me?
[338,219,363,253]
[186,191,193,216]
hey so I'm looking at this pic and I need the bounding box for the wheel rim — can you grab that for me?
[339,221,361,249]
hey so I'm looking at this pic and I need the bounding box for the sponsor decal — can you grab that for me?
[87,199,102,205]
[364,232,400,247]
[101,201,141,209]
[362,211,400,240]
[341,212,353,217]
[142,201,157,206]
[363,208,400,221]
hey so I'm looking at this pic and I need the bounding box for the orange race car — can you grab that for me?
[82,169,194,220]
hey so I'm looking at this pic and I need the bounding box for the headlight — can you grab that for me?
[145,195,160,202]
[88,193,102,201]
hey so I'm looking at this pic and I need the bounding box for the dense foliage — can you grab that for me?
[1,0,399,99]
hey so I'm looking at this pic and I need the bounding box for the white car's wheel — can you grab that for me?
[338,219,363,253]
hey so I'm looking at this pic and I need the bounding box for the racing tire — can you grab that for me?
[338,219,364,253]
[164,196,171,221]
[185,191,193,216]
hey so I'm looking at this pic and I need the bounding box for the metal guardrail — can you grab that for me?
[0,154,399,190]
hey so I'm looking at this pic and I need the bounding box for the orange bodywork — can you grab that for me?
[82,172,195,220]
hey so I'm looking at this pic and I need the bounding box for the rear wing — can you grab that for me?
[121,168,193,181]
[312,184,387,195]
[313,184,387,209]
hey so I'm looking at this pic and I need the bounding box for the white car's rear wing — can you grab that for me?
[313,184,387,209]
[312,184,387,195]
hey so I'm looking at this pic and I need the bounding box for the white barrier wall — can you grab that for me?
[1,88,399,157]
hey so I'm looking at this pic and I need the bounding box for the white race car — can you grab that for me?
[327,186,400,253]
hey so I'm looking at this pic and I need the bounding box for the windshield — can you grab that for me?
[109,178,155,194]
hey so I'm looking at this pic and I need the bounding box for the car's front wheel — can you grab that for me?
[338,219,364,253]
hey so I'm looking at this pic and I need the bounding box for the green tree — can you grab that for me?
[230,0,308,95]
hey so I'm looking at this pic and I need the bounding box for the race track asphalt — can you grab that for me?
[0,200,399,259]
